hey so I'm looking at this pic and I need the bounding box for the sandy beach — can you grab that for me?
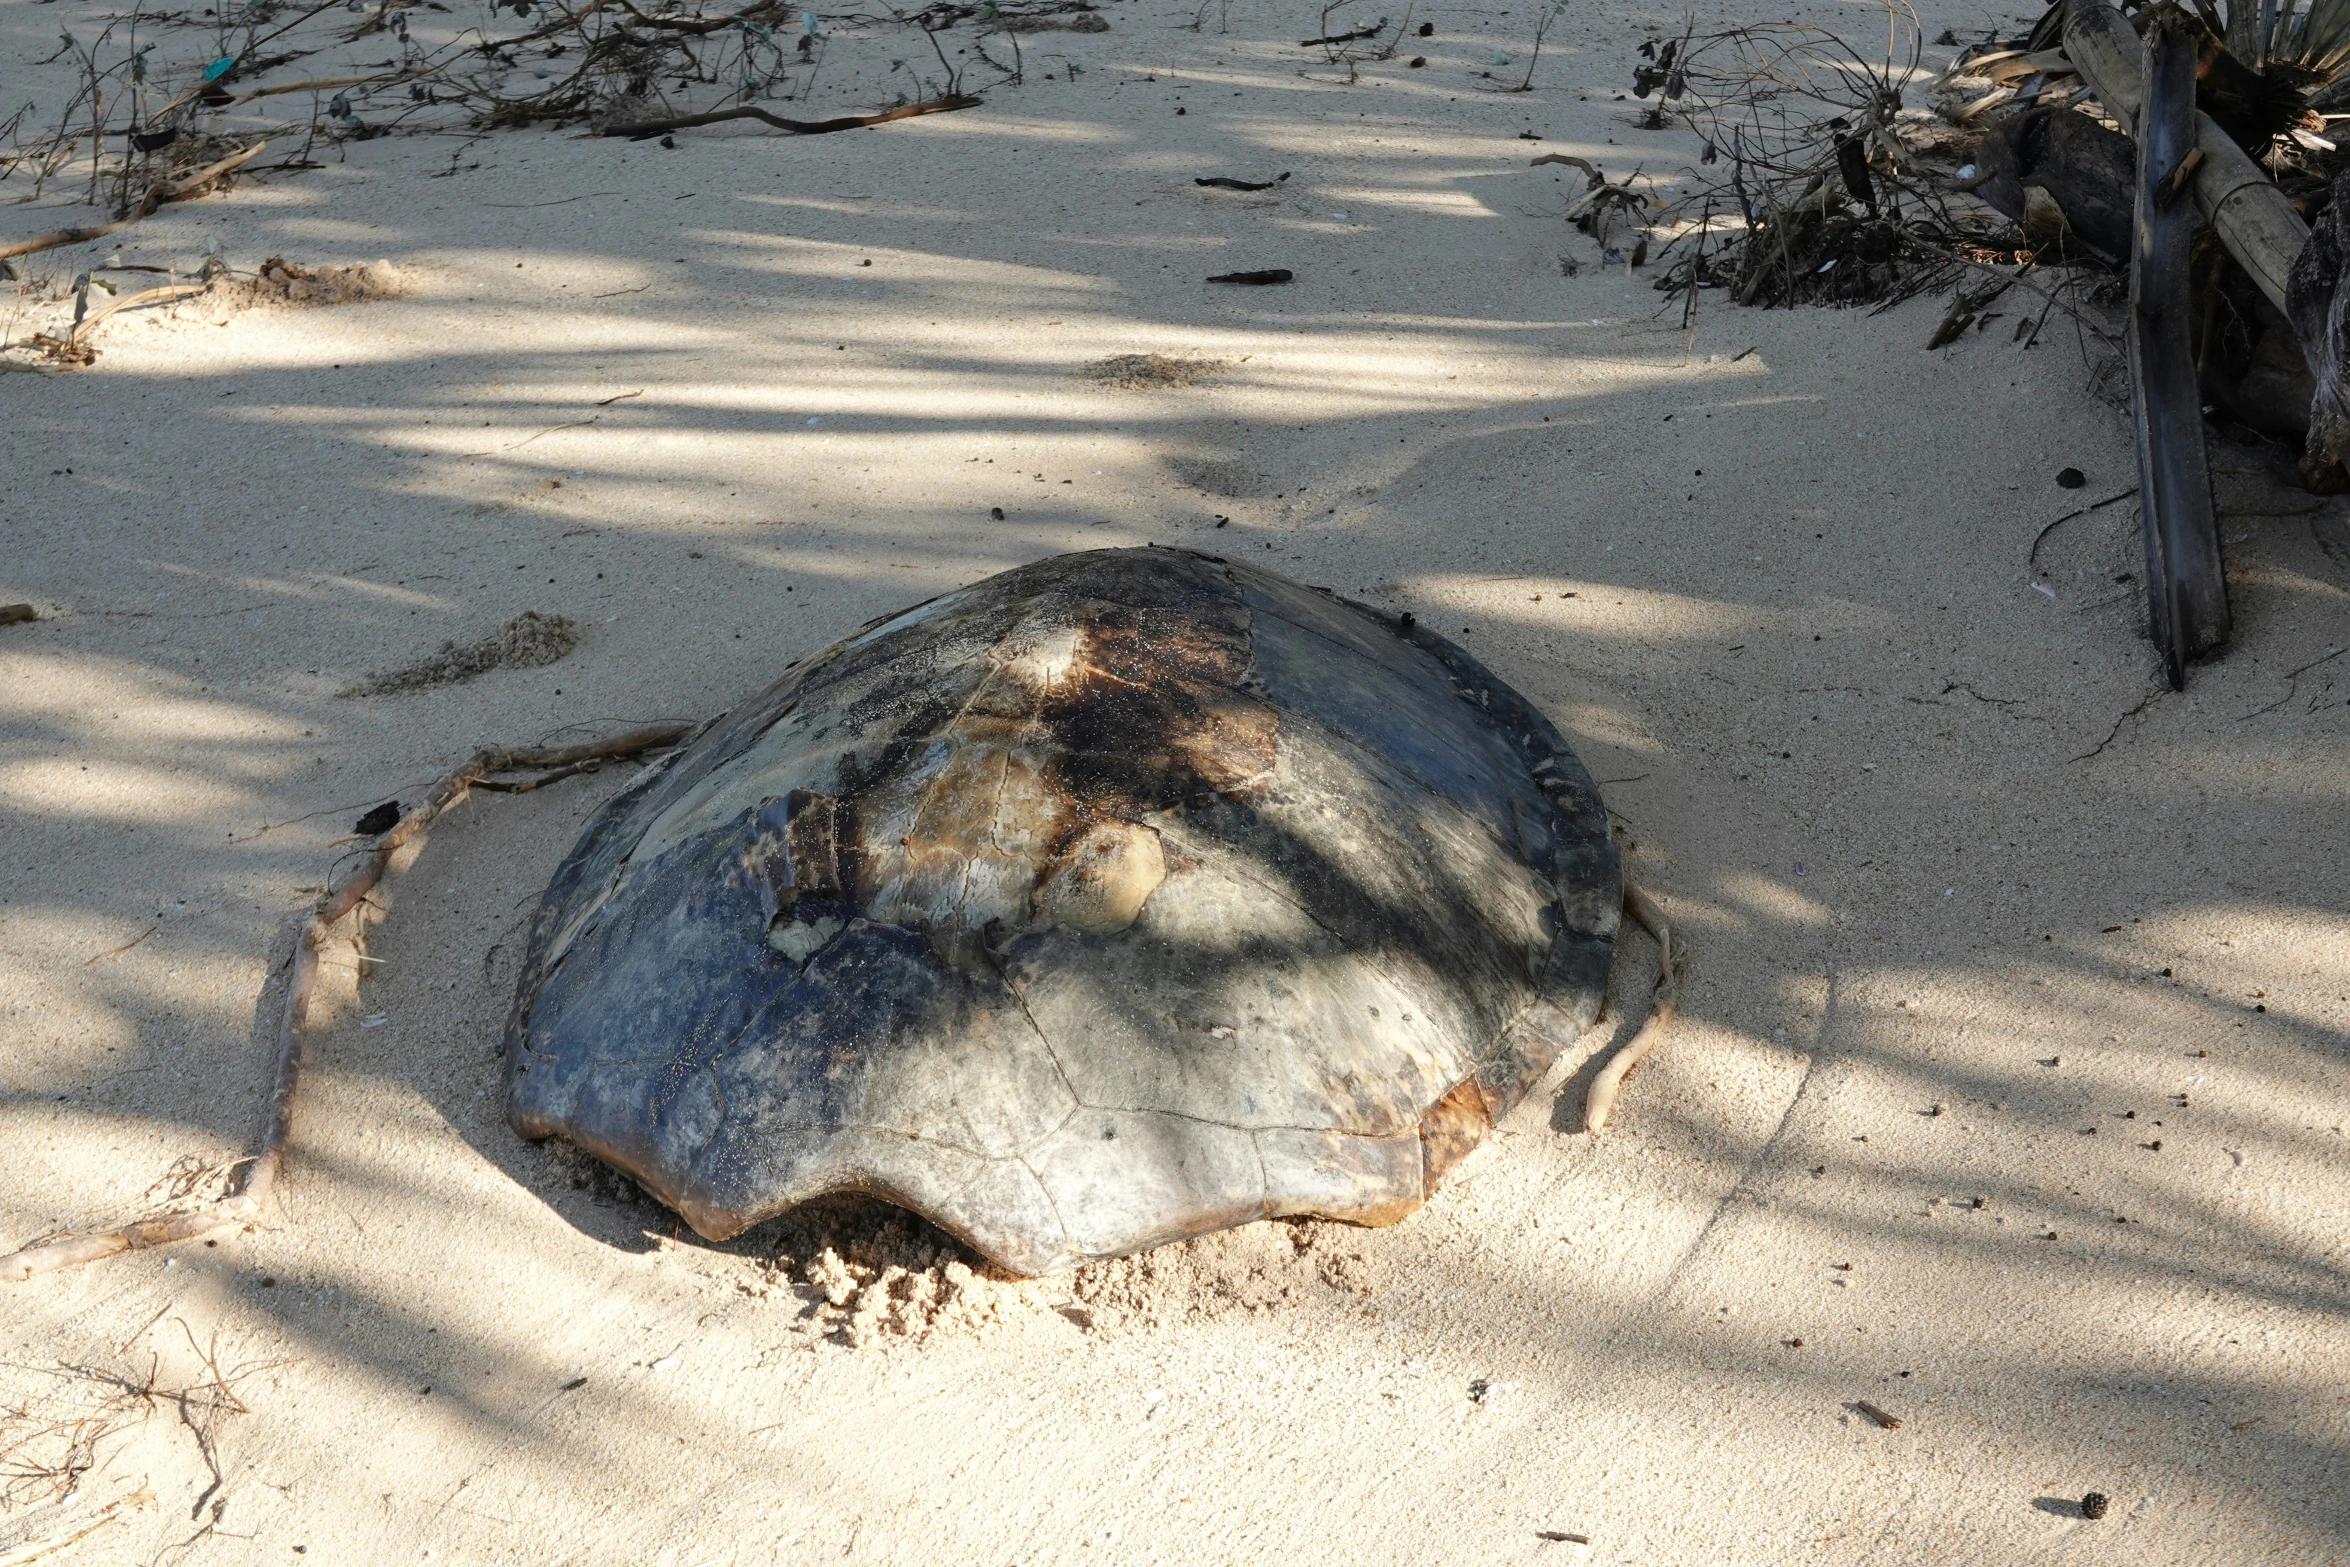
[3,0,2347,1558]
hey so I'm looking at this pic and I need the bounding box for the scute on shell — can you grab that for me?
[504,547,1620,1275]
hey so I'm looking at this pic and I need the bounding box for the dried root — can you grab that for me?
[0,722,694,1284]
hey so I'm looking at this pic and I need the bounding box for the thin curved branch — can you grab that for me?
[599,91,979,136]
[0,722,695,1284]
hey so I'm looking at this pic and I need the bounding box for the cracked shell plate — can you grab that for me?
[504,547,1620,1276]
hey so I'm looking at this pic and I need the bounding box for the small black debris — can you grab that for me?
[2080,1492,2110,1520]
[1417,19,1434,33]
[660,134,677,148]
[1409,55,1426,66]
[2056,467,2087,488]
[1208,268,1293,284]
[1397,611,1416,632]
[259,1276,277,1287]
[1534,1531,1590,1544]
[354,800,402,836]
[989,506,1006,520]
[132,127,180,153]
[1196,172,1291,191]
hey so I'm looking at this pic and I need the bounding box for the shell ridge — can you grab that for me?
[1152,816,1437,1041]
[1013,1151,1079,1260]
[998,965,1087,1125]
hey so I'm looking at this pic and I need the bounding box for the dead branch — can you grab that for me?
[1583,885,1684,1135]
[0,142,266,263]
[0,721,694,1284]
[598,91,979,137]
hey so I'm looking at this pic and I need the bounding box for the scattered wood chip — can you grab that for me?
[1207,268,1293,284]
[1195,173,1290,191]
[1856,1400,1902,1429]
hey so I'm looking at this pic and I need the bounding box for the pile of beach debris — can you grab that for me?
[1623,0,2350,682]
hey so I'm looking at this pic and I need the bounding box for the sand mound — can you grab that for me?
[342,610,578,697]
[752,1196,1379,1349]
[226,256,412,309]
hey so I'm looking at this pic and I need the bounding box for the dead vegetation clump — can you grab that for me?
[1082,352,1225,390]
[0,1325,266,1562]
[343,610,578,697]
[1631,6,2025,313]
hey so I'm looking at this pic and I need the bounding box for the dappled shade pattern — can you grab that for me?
[504,547,1620,1274]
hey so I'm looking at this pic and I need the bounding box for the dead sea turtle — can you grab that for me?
[505,547,1622,1275]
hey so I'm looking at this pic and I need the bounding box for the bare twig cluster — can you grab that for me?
[1633,3,2028,311]
[1301,0,1408,84]
[0,0,1094,236]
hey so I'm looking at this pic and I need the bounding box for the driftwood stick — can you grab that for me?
[0,143,268,263]
[1583,885,1684,1135]
[2129,5,2230,685]
[0,721,694,1284]
[601,94,981,139]
[59,281,208,349]
[2062,0,2305,312]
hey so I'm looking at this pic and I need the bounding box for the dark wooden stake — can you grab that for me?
[2129,5,2230,688]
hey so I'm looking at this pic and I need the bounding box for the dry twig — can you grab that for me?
[0,142,265,263]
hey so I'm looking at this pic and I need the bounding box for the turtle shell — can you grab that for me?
[505,547,1620,1275]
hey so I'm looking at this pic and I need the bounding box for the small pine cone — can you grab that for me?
[2080,1493,2110,1521]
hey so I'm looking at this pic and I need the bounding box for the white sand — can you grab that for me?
[3,0,2348,1560]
